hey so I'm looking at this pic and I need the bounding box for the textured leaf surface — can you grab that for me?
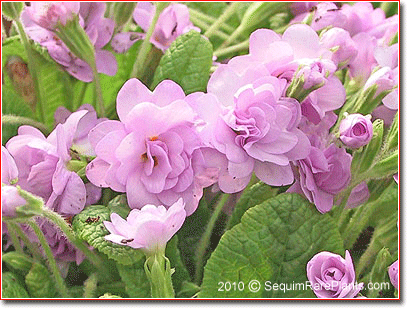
[152,30,213,94]
[25,263,56,298]
[199,193,344,298]
[2,252,34,274]
[227,182,277,230]
[72,205,143,265]
[2,272,29,298]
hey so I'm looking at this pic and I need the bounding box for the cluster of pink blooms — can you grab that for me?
[2,2,398,286]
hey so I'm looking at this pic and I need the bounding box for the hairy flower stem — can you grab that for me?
[14,19,46,124]
[189,8,235,35]
[28,220,70,298]
[194,193,230,284]
[214,40,249,59]
[41,209,107,275]
[2,115,50,135]
[11,222,43,261]
[131,2,168,79]
[6,222,23,254]
[91,63,105,117]
[204,2,242,39]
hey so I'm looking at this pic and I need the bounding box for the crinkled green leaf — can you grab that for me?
[227,182,277,230]
[25,263,56,298]
[2,272,29,298]
[72,205,144,265]
[117,261,151,298]
[199,193,344,298]
[152,30,213,94]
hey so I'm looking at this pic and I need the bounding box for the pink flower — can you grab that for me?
[86,79,207,215]
[104,198,186,255]
[22,2,117,82]
[24,2,80,30]
[112,3,199,53]
[6,109,102,216]
[2,146,18,185]
[288,144,352,214]
[1,186,27,218]
[389,260,399,289]
[320,27,358,69]
[307,250,363,298]
[346,181,370,209]
[339,114,373,149]
[194,67,310,192]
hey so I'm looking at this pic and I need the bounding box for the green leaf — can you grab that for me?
[72,205,144,265]
[165,236,190,293]
[2,85,34,144]
[2,252,34,274]
[25,263,56,298]
[117,260,151,298]
[366,248,394,298]
[199,193,344,298]
[152,30,213,94]
[227,182,277,230]
[177,281,200,298]
[2,272,30,298]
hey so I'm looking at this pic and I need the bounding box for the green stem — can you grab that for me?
[6,222,23,254]
[2,115,50,135]
[189,8,235,35]
[14,19,46,123]
[131,2,167,79]
[204,2,242,38]
[11,222,43,261]
[91,63,105,117]
[41,209,107,274]
[194,193,230,284]
[28,220,70,298]
[214,40,249,58]
[189,14,230,40]
[144,253,175,298]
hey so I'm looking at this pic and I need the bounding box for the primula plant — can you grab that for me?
[1,1,399,300]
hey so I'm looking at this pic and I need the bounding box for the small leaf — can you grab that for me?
[2,272,30,298]
[152,30,213,94]
[25,263,56,298]
[199,193,344,298]
[72,205,144,265]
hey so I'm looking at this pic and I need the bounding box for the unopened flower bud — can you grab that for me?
[340,114,373,149]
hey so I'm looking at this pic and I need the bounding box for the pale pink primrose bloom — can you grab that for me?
[104,198,186,255]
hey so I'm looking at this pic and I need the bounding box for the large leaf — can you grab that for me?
[25,263,56,298]
[2,272,30,298]
[199,193,344,298]
[72,205,144,265]
[152,30,213,94]
[227,182,277,230]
